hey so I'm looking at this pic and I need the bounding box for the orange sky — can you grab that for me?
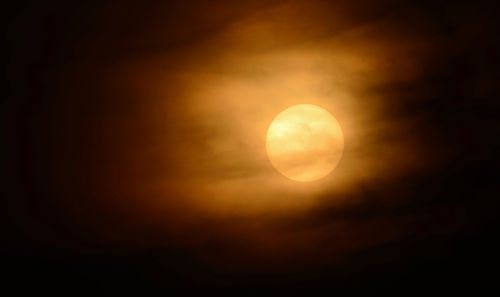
[6,0,500,285]
[40,0,445,266]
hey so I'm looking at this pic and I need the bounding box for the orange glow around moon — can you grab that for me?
[266,104,344,182]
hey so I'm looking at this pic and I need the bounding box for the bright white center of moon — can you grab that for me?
[266,104,344,182]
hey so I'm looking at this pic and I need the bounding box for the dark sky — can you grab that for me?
[5,0,500,293]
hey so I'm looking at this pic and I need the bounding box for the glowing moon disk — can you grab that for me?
[266,104,344,182]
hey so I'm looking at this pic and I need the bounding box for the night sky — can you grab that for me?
[5,0,500,293]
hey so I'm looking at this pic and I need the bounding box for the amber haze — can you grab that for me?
[5,0,500,293]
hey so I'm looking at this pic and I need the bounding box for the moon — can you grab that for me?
[266,104,344,182]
